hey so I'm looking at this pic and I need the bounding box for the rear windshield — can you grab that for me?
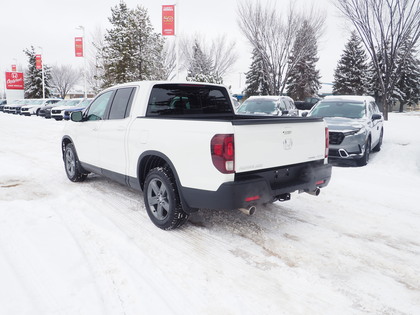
[146,84,233,116]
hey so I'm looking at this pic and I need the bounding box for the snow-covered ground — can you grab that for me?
[1,111,419,315]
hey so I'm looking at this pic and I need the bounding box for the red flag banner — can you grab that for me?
[5,72,24,90]
[162,5,175,36]
[35,54,42,70]
[75,37,84,57]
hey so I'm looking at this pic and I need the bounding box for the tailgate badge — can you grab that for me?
[283,138,293,150]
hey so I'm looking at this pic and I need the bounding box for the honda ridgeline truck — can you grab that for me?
[62,81,332,230]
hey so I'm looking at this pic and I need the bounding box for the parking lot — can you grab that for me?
[1,112,419,314]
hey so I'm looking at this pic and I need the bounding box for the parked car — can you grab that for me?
[20,98,61,116]
[237,96,298,116]
[39,99,76,118]
[231,96,240,109]
[50,99,85,120]
[294,96,322,110]
[3,100,20,113]
[0,99,6,111]
[304,95,384,166]
[6,99,30,114]
[63,98,92,120]
[19,99,44,115]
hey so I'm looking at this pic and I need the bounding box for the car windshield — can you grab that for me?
[238,99,277,114]
[64,99,82,106]
[52,100,66,106]
[78,99,92,108]
[310,101,365,119]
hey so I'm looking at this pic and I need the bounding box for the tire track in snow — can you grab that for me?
[65,176,343,314]
[54,182,190,314]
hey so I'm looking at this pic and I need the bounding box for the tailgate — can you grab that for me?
[233,118,326,173]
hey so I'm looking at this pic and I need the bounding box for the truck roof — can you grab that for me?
[101,81,227,92]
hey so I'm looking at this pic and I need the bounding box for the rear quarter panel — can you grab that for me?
[126,118,235,192]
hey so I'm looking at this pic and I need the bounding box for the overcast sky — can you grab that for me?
[0,0,352,93]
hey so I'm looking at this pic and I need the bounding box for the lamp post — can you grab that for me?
[12,58,17,72]
[76,25,87,98]
[37,46,45,99]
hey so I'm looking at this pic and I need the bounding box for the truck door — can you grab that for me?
[75,90,114,166]
[96,87,136,177]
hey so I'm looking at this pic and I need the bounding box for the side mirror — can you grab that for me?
[302,112,308,117]
[281,110,289,116]
[71,111,83,122]
[372,113,382,121]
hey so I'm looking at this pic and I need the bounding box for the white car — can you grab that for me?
[3,99,25,114]
[51,99,85,120]
[237,95,298,116]
[20,98,61,116]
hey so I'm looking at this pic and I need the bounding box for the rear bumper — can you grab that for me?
[180,161,332,210]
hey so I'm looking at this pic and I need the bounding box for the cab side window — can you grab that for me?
[86,91,114,121]
[108,87,136,120]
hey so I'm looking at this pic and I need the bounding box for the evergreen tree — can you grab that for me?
[393,41,420,112]
[23,46,52,98]
[186,41,222,83]
[333,31,369,95]
[99,1,165,88]
[244,48,270,97]
[367,41,420,112]
[286,21,321,100]
[367,51,384,105]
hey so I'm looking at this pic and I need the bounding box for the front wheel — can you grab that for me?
[356,138,371,166]
[372,129,383,152]
[64,143,87,182]
[144,167,189,230]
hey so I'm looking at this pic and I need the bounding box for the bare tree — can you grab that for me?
[237,0,325,95]
[210,35,238,78]
[50,64,80,99]
[334,0,420,120]
[88,26,106,93]
[162,39,177,80]
[180,34,238,79]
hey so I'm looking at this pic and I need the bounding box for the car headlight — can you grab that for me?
[343,128,364,136]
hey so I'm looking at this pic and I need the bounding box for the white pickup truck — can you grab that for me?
[62,81,332,230]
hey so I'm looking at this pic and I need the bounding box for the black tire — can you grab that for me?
[372,129,383,152]
[144,167,189,230]
[64,143,87,182]
[356,138,371,166]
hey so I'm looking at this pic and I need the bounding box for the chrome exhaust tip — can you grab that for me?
[306,188,321,196]
[238,206,257,216]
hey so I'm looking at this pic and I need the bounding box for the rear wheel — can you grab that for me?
[64,143,87,182]
[144,167,189,230]
[357,138,371,166]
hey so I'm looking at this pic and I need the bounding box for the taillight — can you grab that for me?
[325,127,329,158]
[211,134,235,174]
